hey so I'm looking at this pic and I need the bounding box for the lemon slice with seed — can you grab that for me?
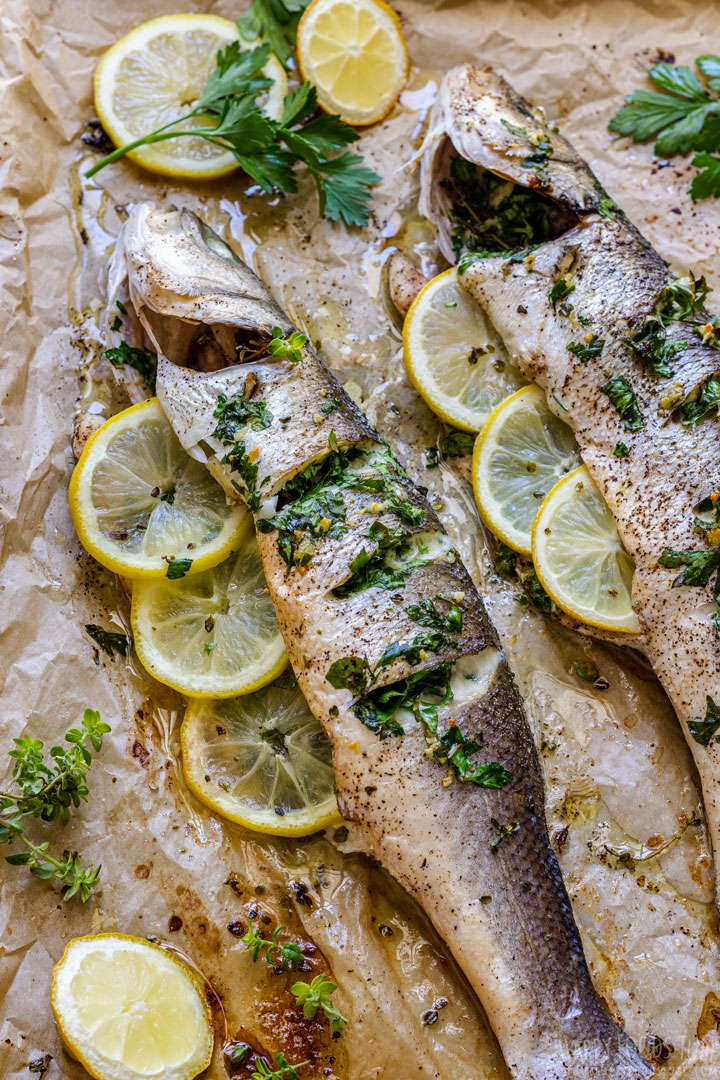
[297,0,408,125]
[93,14,287,180]
[131,534,287,698]
[181,682,341,836]
[69,399,249,579]
[473,385,580,555]
[532,465,640,634]
[403,269,526,432]
[51,934,213,1080]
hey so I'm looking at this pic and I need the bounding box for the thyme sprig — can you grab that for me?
[0,709,109,900]
[291,973,347,1034]
[241,920,304,972]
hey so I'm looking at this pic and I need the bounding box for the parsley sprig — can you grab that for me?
[0,709,109,900]
[85,44,380,227]
[608,55,720,199]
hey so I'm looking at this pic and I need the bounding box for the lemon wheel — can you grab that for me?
[93,14,287,180]
[473,385,579,555]
[131,533,287,698]
[51,934,213,1080]
[69,399,249,579]
[403,269,526,432]
[181,683,341,836]
[531,465,640,634]
[297,0,408,125]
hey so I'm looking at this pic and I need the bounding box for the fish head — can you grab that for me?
[419,64,599,263]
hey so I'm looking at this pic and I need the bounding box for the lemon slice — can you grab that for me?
[297,0,408,125]
[181,682,341,836]
[93,14,287,180]
[51,934,213,1080]
[403,269,526,432]
[531,465,640,634]
[131,533,287,697]
[69,399,249,580]
[473,385,580,555]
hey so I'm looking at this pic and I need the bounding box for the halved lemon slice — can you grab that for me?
[93,14,287,180]
[532,466,640,634]
[51,934,213,1080]
[181,682,341,836]
[297,0,408,125]
[131,533,287,697]
[473,385,580,555]
[69,399,249,579]
[403,269,526,432]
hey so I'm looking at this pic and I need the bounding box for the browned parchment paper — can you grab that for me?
[2,2,720,1078]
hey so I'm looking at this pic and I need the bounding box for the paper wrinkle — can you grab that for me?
[2,1,720,1079]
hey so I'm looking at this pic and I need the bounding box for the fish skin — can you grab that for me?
[420,64,720,888]
[107,201,653,1080]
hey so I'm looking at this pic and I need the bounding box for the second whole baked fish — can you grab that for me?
[419,64,720,900]
[105,201,652,1080]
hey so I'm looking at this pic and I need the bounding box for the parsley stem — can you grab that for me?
[84,111,200,177]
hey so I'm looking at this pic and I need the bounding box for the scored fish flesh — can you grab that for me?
[419,65,720,896]
[106,202,652,1079]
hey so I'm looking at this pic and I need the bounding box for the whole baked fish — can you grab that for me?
[106,202,652,1080]
[419,65,720,890]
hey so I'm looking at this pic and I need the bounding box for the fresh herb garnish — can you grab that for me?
[291,973,347,1034]
[102,341,157,394]
[268,325,306,364]
[602,376,644,431]
[425,429,476,468]
[85,45,380,228]
[680,376,720,425]
[213,392,274,442]
[237,0,311,67]
[251,1053,309,1080]
[567,335,604,362]
[608,56,720,200]
[516,569,557,614]
[0,709,109,900]
[614,441,630,458]
[84,623,130,659]
[241,920,304,972]
[549,276,575,312]
[405,596,463,634]
[166,558,193,579]
[657,545,720,622]
[321,396,343,415]
[490,817,520,850]
[688,696,720,746]
[493,541,519,580]
[500,118,553,178]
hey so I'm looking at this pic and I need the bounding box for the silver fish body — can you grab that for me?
[420,64,720,890]
[106,201,652,1079]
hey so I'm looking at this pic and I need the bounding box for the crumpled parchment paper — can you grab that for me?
[2,1,720,1078]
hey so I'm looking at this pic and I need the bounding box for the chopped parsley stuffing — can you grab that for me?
[332,522,431,598]
[212,390,275,511]
[445,160,559,263]
[688,696,720,746]
[515,569,557,614]
[680,376,720,425]
[567,335,604,362]
[549,276,575,312]
[657,545,720,624]
[166,558,193,579]
[425,429,476,468]
[493,541,519,580]
[84,624,130,659]
[102,341,157,394]
[602,376,644,431]
[406,595,463,634]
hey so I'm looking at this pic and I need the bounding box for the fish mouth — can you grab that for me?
[423,136,582,265]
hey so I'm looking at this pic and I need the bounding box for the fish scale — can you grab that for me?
[106,201,652,1079]
[419,63,720,907]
